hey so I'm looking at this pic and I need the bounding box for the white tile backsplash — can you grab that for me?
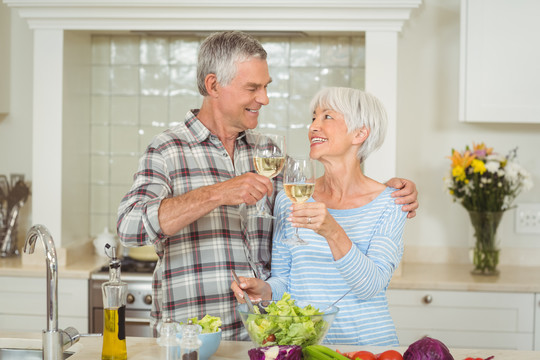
[110,96,139,125]
[111,66,139,95]
[111,36,140,65]
[90,34,365,236]
[140,65,170,96]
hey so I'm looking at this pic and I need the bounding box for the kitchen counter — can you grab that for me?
[2,255,540,292]
[0,253,106,279]
[389,262,540,293]
[0,332,538,359]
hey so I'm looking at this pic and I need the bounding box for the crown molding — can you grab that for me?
[4,0,422,32]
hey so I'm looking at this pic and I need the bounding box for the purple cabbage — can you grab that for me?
[403,336,454,360]
[248,345,302,360]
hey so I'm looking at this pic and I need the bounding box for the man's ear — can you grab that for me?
[205,73,219,97]
[353,126,369,145]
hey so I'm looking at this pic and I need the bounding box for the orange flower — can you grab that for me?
[449,149,475,169]
[472,142,493,157]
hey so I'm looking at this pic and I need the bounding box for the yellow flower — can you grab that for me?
[449,150,475,170]
[452,165,467,182]
[471,159,486,174]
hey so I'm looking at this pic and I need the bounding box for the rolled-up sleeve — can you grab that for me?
[117,146,171,247]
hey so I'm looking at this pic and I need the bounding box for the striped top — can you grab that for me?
[117,110,281,340]
[266,187,406,346]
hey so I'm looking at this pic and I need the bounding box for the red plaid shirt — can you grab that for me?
[117,110,280,340]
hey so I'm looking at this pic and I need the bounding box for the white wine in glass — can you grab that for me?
[283,157,316,245]
[251,133,286,219]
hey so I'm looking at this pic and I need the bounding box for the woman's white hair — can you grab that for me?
[309,87,387,162]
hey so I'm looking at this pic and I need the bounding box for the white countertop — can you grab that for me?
[0,332,538,359]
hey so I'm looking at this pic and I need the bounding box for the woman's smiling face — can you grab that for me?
[309,106,358,162]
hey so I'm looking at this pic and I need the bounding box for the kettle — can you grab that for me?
[93,227,117,258]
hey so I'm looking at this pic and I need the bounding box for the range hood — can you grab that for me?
[4,0,421,257]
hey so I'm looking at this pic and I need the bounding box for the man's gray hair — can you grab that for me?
[309,87,388,163]
[197,31,267,96]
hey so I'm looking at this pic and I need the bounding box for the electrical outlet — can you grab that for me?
[515,203,540,234]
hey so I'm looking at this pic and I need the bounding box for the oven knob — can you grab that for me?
[144,295,152,305]
[127,293,135,304]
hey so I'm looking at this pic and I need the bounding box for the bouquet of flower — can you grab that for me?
[445,142,533,212]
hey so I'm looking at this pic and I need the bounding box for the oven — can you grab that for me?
[89,257,156,337]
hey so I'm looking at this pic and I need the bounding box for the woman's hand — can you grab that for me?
[231,275,272,303]
[289,202,351,259]
[386,177,419,219]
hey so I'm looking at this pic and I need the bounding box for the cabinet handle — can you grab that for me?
[422,295,433,304]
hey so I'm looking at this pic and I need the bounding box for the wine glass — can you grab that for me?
[283,157,316,245]
[251,133,286,219]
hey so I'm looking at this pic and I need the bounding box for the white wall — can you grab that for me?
[397,0,540,264]
[0,3,33,245]
[1,0,539,264]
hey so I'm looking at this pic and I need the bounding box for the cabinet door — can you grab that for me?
[388,289,534,350]
[0,276,89,332]
[459,0,540,123]
[535,293,540,350]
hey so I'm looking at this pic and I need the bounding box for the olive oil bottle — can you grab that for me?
[101,245,127,360]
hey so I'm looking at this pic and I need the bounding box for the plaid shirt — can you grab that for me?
[117,110,281,340]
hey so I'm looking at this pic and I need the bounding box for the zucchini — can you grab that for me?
[303,345,351,360]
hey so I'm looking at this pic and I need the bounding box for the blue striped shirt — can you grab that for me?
[266,187,406,346]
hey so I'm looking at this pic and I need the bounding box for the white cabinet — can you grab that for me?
[0,276,89,333]
[459,0,540,123]
[535,294,540,350]
[387,289,535,350]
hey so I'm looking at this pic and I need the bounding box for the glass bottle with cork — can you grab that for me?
[101,244,127,360]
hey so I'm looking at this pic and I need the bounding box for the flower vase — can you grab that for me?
[467,211,504,276]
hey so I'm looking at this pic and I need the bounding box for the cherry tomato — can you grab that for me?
[262,334,275,344]
[377,350,403,360]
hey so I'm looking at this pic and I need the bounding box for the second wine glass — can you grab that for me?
[283,157,316,245]
[251,133,286,219]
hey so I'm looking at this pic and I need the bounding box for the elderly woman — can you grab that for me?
[232,87,407,346]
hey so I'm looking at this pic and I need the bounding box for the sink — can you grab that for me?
[0,348,74,360]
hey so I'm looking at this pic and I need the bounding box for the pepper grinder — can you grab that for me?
[158,318,181,360]
[180,320,201,360]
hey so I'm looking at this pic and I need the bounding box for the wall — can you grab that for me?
[397,0,540,265]
[1,0,539,264]
[0,3,33,247]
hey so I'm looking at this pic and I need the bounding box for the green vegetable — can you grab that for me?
[184,314,222,334]
[245,293,329,347]
[303,345,350,360]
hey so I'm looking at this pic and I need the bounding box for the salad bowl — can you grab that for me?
[237,295,339,348]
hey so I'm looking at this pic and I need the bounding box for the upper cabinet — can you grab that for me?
[459,0,540,123]
[0,3,10,114]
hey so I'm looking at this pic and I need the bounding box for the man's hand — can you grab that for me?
[386,177,418,219]
[214,172,273,206]
[158,172,272,235]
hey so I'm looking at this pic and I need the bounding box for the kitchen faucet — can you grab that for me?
[24,224,80,360]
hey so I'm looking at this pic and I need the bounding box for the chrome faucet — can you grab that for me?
[24,224,80,360]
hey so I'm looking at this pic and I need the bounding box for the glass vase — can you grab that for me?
[467,210,504,276]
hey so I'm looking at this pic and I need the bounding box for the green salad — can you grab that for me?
[184,314,222,333]
[245,293,329,347]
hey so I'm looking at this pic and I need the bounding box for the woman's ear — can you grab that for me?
[353,127,369,145]
[205,74,219,97]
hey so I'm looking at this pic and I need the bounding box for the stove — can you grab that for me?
[89,256,156,337]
